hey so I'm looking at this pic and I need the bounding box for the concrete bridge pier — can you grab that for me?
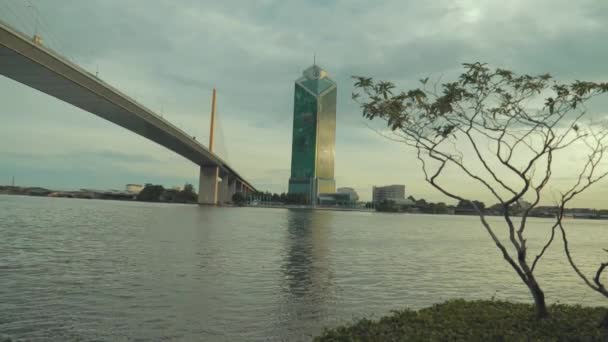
[218,176,238,204]
[217,174,230,205]
[198,168,249,205]
[198,165,219,205]
[229,178,237,198]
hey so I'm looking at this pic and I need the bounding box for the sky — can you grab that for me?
[1,0,608,205]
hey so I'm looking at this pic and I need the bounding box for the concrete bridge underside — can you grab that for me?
[0,20,255,204]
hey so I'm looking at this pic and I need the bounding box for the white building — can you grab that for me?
[125,184,144,194]
[337,187,359,202]
[372,184,406,203]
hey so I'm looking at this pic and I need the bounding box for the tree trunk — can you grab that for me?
[527,278,548,319]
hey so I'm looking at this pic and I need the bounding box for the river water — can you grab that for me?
[1,195,607,341]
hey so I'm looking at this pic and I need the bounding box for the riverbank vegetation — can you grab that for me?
[136,183,197,203]
[241,191,311,205]
[315,300,608,341]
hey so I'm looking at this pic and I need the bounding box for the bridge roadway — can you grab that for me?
[0,20,255,204]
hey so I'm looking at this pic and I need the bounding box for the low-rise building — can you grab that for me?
[372,184,406,203]
[318,193,352,206]
[126,184,144,194]
[337,187,359,202]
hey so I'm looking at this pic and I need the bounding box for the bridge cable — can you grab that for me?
[0,0,88,74]
[25,0,87,68]
[214,108,230,164]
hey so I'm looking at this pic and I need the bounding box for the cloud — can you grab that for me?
[2,0,608,206]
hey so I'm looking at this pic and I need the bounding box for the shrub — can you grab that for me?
[315,300,608,341]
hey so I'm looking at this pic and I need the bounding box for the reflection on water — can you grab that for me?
[280,210,335,337]
[1,196,608,341]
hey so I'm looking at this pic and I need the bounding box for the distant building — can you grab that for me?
[288,64,337,203]
[337,187,359,202]
[318,193,352,206]
[26,187,51,196]
[393,198,415,206]
[126,184,144,194]
[372,185,406,203]
[518,200,532,210]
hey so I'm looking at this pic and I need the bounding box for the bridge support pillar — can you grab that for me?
[217,175,231,205]
[229,179,237,196]
[198,166,219,205]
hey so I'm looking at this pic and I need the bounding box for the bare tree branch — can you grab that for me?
[353,62,608,318]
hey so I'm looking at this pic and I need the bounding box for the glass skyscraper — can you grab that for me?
[288,64,337,202]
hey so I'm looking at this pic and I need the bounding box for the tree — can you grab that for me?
[183,183,195,194]
[434,202,448,214]
[553,135,608,313]
[263,191,272,202]
[353,62,608,318]
[181,183,197,202]
[285,192,308,205]
[271,193,280,202]
[415,198,428,211]
[488,203,505,215]
[376,199,399,212]
[173,183,197,203]
[232,192,246,206]
[136,184,165,202]
[455,200,486,215]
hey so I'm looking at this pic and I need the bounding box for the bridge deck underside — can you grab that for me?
[0,46,205,162]
[0,27,255,191]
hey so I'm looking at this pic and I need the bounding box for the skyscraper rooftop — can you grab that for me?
[296,65,336,95]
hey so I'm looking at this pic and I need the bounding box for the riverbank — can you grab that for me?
[243,204,375,212]
[314,300,608,341]
[0,185,198,204]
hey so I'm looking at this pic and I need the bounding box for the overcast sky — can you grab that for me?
[1,0,608,205]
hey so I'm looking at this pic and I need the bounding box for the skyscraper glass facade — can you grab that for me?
[288,65,337,201]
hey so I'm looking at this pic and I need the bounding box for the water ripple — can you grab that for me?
[1,196,607,341]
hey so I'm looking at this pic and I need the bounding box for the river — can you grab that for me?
[1,195,607,341]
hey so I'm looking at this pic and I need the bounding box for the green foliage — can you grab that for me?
[415,200,449,214]
[375,196,450,214]
[315,300,608,341]
[353,62,608,318]
[136,183,197,203]
[285,192,309,205]
[353,62,608,141]
[456,200,486,211]
[232,192,246,206]
[183,183,195,195]
[136,183,165,202]
[244,191,310,205]
[375,199,399,212]
[487,201,531,216]
[173,183,197,203]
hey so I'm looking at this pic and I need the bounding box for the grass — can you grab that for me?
[314,299,608,341]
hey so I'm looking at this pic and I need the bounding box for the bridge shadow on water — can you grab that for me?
[278,209,338,339]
